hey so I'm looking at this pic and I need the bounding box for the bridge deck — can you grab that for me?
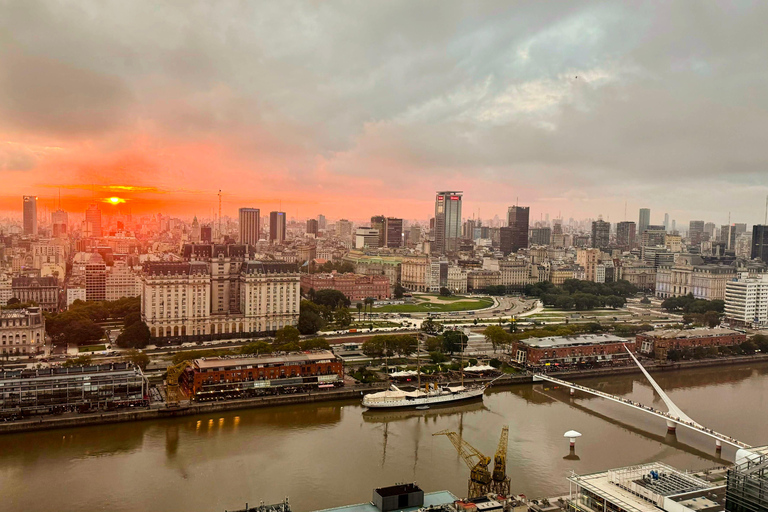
[532,373,750,449]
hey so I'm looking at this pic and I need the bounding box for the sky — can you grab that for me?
[1,1,768,225]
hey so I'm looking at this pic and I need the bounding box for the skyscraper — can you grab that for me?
[269,211,286,243]
[23,196,37,236]
[239,208,260,246]
[306,218,319,236]
[385,217,403,248]
[663,213,669,231]
[591,219,611,249]
[51,209,68,238]
[616,221,636,249]
[317,214,327,231]
[371,215,386,247]
[506,205,530,253]
[191,216,201,242]
[689,220,705,247]
[752,225,768,263]
[433,191,462,255]
[85,204,102,238]
[638,208,651,235]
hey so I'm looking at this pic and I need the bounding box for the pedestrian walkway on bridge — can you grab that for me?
[533,346,750,452]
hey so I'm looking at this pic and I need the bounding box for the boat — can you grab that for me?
[362,382,487,409]
[362,330,498,410]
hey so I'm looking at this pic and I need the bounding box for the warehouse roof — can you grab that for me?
[640,327,742,339]
[520,334,627,349]
[193,351,337,370]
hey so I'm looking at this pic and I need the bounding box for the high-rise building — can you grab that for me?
[23,196,37,236]
[505,205,530,253]
[306,218,319,236]
[433,191,462,255]
[85,204,102,238]
[591,219,611,249]
[370,215,386,247]
[239,208,260,246]
[354,227,380,249]
[190,216,201,243]
[689,220,705,247]
[317,214,326,230]
[752,225,768,263]
[530,227,551,246]
[337,219,353,239]
[725,273,768,328]
[616,221,636,249]
[51,209,68,238]
[663,213,669,231]
[269,211,286,244]
[638,208,650,235]
[385,217,403,248]
[200,225,212,243]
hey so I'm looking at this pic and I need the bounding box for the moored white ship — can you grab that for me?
[362,382,487,409]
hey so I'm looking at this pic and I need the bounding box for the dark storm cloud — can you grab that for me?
[0,0,767,221]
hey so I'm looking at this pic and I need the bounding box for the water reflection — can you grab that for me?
[563,446,580,461]
[534,385,726,464]
[362,400,488,424]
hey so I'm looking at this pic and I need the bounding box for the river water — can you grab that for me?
[1,362,767,512]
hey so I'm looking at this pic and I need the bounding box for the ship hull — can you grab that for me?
[362,386,486,409]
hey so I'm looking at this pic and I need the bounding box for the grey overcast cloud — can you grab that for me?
[0,1,767,221]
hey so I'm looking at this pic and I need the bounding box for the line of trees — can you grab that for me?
[45,297,144,346]
[525,279,638,310]
[361,334,418,358]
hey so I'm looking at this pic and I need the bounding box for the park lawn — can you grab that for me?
[79,344,107,353]
[413,294,481,302]
[373,297,494,313]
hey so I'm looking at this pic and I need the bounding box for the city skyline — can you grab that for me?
[2,2,768,223]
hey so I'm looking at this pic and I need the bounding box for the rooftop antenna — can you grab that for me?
[218,189,222,241]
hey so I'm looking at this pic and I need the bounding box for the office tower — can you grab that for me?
[641,226,666,248]
[200,225,212,243]
[337,219,353,239]
[317,214,326,230]
[269,211,286,243]
[85,203,102,238]
[189,216,201,243]
[23,196,37,236]
[530,227,551,246]
[591,219,611,249]
[370,215,386,247]
[51,209,68,237]
[752,225,768,263]
[463,219,476,240]
[239,208,260,246]
[506,205,530,253]
[689,220,705,247]
[638,208,650,235]
[616,221,636,249]
[385,217,403,248]
[355,227,380,249]
[306,218,319,236]
[663,213,669,231]
[704,222,717,240]
[433,191,462,255]
[671,219,676,233]
[409,224,422,245]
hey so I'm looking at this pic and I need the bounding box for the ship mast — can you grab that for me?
[417,334,421,391]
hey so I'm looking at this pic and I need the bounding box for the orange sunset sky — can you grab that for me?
[2,2,768,224]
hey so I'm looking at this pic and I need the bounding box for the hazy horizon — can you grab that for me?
[2,1,768,225]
